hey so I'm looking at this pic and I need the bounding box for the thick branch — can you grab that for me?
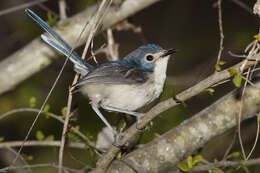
[0,0,161,95]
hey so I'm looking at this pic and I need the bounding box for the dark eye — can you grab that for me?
[146,55,154,61]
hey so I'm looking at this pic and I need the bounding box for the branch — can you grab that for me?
[0,140,88,149]
[0,163,82,173]
[190,158,260,172]
[0,0,162,95]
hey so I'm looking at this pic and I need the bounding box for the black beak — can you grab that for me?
[162,48,176,57]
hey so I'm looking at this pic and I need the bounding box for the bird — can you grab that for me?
[25,9,176,141]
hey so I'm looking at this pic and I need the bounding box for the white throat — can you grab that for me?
[153,56,169,85]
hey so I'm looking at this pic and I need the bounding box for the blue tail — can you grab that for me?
[25,9,94,75]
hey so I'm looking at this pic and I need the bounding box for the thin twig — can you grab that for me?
[0,163,82,173]
[215,0,224,72]
[0,0,48,17]
[237,67,251,160]
[58,0,67,20]
[246,115,260,160]
[190,158,260,172]
[0,140,88,149]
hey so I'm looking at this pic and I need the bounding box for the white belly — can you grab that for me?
[81,80,163,111]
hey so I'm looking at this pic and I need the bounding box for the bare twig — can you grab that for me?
[0,0,48,17]
[246,115,260,160]
[237,67,251,160]
[58,0,67,20]
[215,0,224,72]
[0,163,82,173]
[230,0,254,15]
[0,140,88,149]
[107,28,119,60]
[190,158,260,172]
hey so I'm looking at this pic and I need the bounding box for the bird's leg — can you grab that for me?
[91,104,123,147]
[102,105,145,131]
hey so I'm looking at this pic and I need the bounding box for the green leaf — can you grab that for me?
[206,88,215,95]
[226,152,241,160]
[45,135,54,141]
[192,155,202,165]
[254,35,260,42]
[232,74,242,87]
[212,169,223,173]
[29,97,37,108]
[75,125,80,130]
[68,132,75,139]
[61,21,70,28]
[117,152,122,159]
[0,137,4,142]
[177,162,189,172]
[215,64,221,71]
[36,130,45,141]
[47,11,58,26]
[187,156,193,169]
[61,107,67,117]
[228,68,238,76]
[43,104,50,113]
[218,60,226,65]
[26,155,34,161]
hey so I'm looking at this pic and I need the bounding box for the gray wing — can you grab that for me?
[75,62,149,87]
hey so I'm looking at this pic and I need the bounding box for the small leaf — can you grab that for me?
[26,155,34,161]
[61,21,70,28]
[232,74,242,87]
[206,88,215,95]
[117,152,122,159]
[215,64,221,71]
[47,11,58,26]
[29,97,37,108]
[218,60,226,65]
[43,104,50,113]
[45,135,54,141]
[61,107,67,117]
[0,137,4,142]
[228,69,238,76]
[254,35,260,42]
[214,158,218,163]
[177,162,189,172]
[68,132,75,139]
[187,156,193,169]
[75,125,80,130]
[227,152,241,160]
[212,169,223,173]
[192,155,202,165]
[36,130,45,141]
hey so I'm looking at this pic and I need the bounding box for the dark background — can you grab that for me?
[0,0,259,172]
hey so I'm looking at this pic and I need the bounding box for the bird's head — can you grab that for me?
[123,44,176,72]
